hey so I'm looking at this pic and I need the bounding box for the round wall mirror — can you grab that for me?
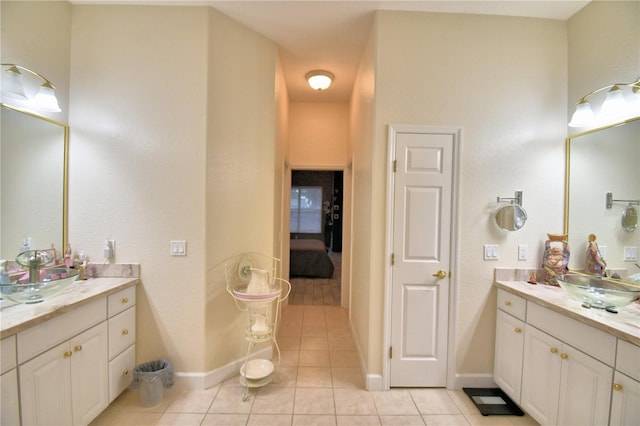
[495,204,527,231]
[621,205,638,232]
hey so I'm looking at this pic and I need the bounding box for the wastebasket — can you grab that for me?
[130,359,174,407]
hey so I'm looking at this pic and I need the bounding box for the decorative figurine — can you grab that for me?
[542,233,570,286]
[63,243,73,268]
[586,234,607,276]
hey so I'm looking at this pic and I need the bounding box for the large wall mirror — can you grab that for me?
[564,116,640,276]
[1,104,68,261]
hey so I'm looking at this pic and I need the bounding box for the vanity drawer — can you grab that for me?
[109,344,135,402]
[497,289,526,321]
[616,339,640,381]
[108,286,136,318]
[108,307,136,360]
[17,297,106,363]
[1,335,16,374]
[527,302,616,366]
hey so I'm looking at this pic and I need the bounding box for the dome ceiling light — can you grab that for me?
[305,70,334,91]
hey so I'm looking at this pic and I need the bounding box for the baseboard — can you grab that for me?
[174,346,272,390]
[453,373,496,390]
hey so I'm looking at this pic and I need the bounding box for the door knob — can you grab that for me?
[432,270,447,279]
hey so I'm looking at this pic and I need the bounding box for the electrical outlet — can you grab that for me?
[484,244,499,260]
[624,246,638,261]
[518,244,528,261]
[104,240,115,260]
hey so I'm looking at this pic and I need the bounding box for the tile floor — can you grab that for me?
[91,305,538,426]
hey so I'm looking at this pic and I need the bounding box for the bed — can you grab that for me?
[289,239,335,278]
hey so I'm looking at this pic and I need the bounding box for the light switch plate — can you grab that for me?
[484,244,499,260]
[170,240,187,256]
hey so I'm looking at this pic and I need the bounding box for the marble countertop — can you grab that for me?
[0,276,139,339]
[495,279,640,346]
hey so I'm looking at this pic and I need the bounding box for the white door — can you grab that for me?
[388,126,457,387]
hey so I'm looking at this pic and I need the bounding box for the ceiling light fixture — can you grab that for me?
[568,77,640,128]
[1,63,61,112]
[305,70,334,91]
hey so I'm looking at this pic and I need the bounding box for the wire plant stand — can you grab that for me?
[225,253,291,400]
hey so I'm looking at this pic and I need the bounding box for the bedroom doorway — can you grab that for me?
[289,170,343,305]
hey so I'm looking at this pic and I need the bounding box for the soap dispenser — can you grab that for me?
[0,260,10,284]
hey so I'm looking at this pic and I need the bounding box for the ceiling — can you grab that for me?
[75,1,591,102]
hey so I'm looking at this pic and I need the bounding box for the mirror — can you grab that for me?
[565,116,640,274]
[495,204,527,231]
[0,104,68,261]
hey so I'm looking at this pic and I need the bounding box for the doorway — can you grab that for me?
[289,170,344,305]
[384,125,460,388]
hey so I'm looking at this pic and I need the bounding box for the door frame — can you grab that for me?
[383,124,462,389]
[284,163,352,309]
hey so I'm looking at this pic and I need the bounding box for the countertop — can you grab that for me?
[0,276,139,339]
[495,279,640,346]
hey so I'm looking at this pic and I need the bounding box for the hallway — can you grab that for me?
[91,305,537,425]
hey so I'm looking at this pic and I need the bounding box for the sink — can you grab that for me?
[556,272,640,309]
[0,267,79,304]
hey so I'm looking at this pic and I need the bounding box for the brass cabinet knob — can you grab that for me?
[74,345,83,352]
[561,353,569,360]
[432,270,447,279]
[122,297,129,304]
[515,327,522,333]
[504,301,512,306]
[122,369,129,376]
[550,347,558,354]
[64,351,73,358]
[122,329,129,335]
[613,383,623,391]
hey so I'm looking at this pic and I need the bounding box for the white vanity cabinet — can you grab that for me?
[18,298,109,426]
[107,286,136,402]
[493,290,525,404]
[1,335,20,425]
[610,340,640,425]
[0,279,138,426]
[495,281,639,426]
[520,324,612,425]
[20,322,109,426]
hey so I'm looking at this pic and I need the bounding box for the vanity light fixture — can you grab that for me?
[305,70,334,91]
[1,63,61,112]
[569,77,640,128]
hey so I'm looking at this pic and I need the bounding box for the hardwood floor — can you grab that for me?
[289,252,341,306]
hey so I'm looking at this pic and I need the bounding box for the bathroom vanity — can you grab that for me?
[494,271,639,426]
[0,275,138,426]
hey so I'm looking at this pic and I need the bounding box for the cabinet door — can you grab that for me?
[20,341,73,426]
[557,345,612,426]
[610,372,640,426]
[494,310,524,404]
[70,322,109,426]
[1,369,20,425]
[521,325,562,425]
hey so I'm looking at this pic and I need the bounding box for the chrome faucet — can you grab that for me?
[16,249,55,283]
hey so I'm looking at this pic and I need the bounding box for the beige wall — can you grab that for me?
[288,102,350,168]
[349,18,377,384]
[204,7,279,372]
[69,5,210,371]
[351,10,568,384]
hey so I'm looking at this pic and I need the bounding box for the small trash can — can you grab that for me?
[130,359,174,407]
